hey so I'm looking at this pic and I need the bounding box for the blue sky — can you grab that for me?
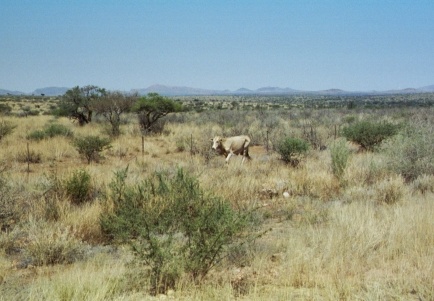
[1,0,434,93]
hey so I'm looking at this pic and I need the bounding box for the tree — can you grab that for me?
[92,91,137,136]
[132,93,183,134]
[60,85,106,126]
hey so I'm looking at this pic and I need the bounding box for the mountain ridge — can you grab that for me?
[1,84,434,97]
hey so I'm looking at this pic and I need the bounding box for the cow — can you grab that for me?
[210,135,251,164]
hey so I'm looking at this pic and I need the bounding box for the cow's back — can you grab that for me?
[224,135,250,153]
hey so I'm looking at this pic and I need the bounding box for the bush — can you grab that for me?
[0,103,12,114]
[375,176,406,205]
[381,121,434,182]
[341,120,399,151]
[64,169,93,205]
[24,222,85,266]
[44,123,73,138]
[100,167,256,295]
[0,120,16,141]
[330,138,350,181]
[27,123,73,140]
[26,130,46,141]
[276,137,309,166]
[73,135,111,164]
[16,149,42,163]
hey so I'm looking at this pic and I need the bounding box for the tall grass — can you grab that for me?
[1,107,434,300]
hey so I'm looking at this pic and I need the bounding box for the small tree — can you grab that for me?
[341,120,399,151]
[73,135,111,164]
[60,85,106,126]
[100,167,256,295]
[92,91,137,136]
[276,137,309,166]
[133,93,183,135]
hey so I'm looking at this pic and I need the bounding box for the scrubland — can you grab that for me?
[1,95,434,300]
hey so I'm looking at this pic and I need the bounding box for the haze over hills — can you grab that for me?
[1,84,434,97]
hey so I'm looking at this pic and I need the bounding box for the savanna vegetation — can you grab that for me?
[1,90,434,300]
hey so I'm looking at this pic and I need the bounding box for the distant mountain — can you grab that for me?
[2,83,434,97]
[33,87,69,96]
[256,86,299,93]
[235,88,254,94]
[132,84,223,96]
[0,89,25,95]
[318,89,346,94]
[418,85,434,92]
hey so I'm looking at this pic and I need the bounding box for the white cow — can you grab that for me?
[211,135,251,164]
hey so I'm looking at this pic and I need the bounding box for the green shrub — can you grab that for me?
[330,138,350,181]
[44,123,73,138]
[341,120,399,151]
[26,130,46,141]
[73,135,111,164]
[276,137,309,166]
[27,123,73,140]
[64,169,93,205]
[101,167,256,295]
[381,121,434,182]
[0,120,16,141]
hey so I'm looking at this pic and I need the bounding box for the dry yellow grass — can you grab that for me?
[1,111,434,300]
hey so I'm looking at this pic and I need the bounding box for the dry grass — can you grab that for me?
[1,109,434,300]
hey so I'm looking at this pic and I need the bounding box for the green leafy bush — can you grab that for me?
[64,169,93,205]
[73,135,111,164]
[101,167,255,295]
[276,137,309,166]
[341,121,399,151]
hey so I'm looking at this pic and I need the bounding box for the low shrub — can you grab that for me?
[64,169,93,205]
[26,130,46,141]
[375,176,406,205]
[27,123,73,140]
[73,135,111,164]
[24,222,85,266]
[330,138,350,181]
[381,121,434,182]
[101,167,257,295]
[16,149,42,163]
[276,137,309,166]
[341,120,400,151]
[0,120,16,141]
[44,123,73,138]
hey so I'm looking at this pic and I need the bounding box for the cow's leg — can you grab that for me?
[225,152,233,164]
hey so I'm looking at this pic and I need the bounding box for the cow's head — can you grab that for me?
[211,136,223,150]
